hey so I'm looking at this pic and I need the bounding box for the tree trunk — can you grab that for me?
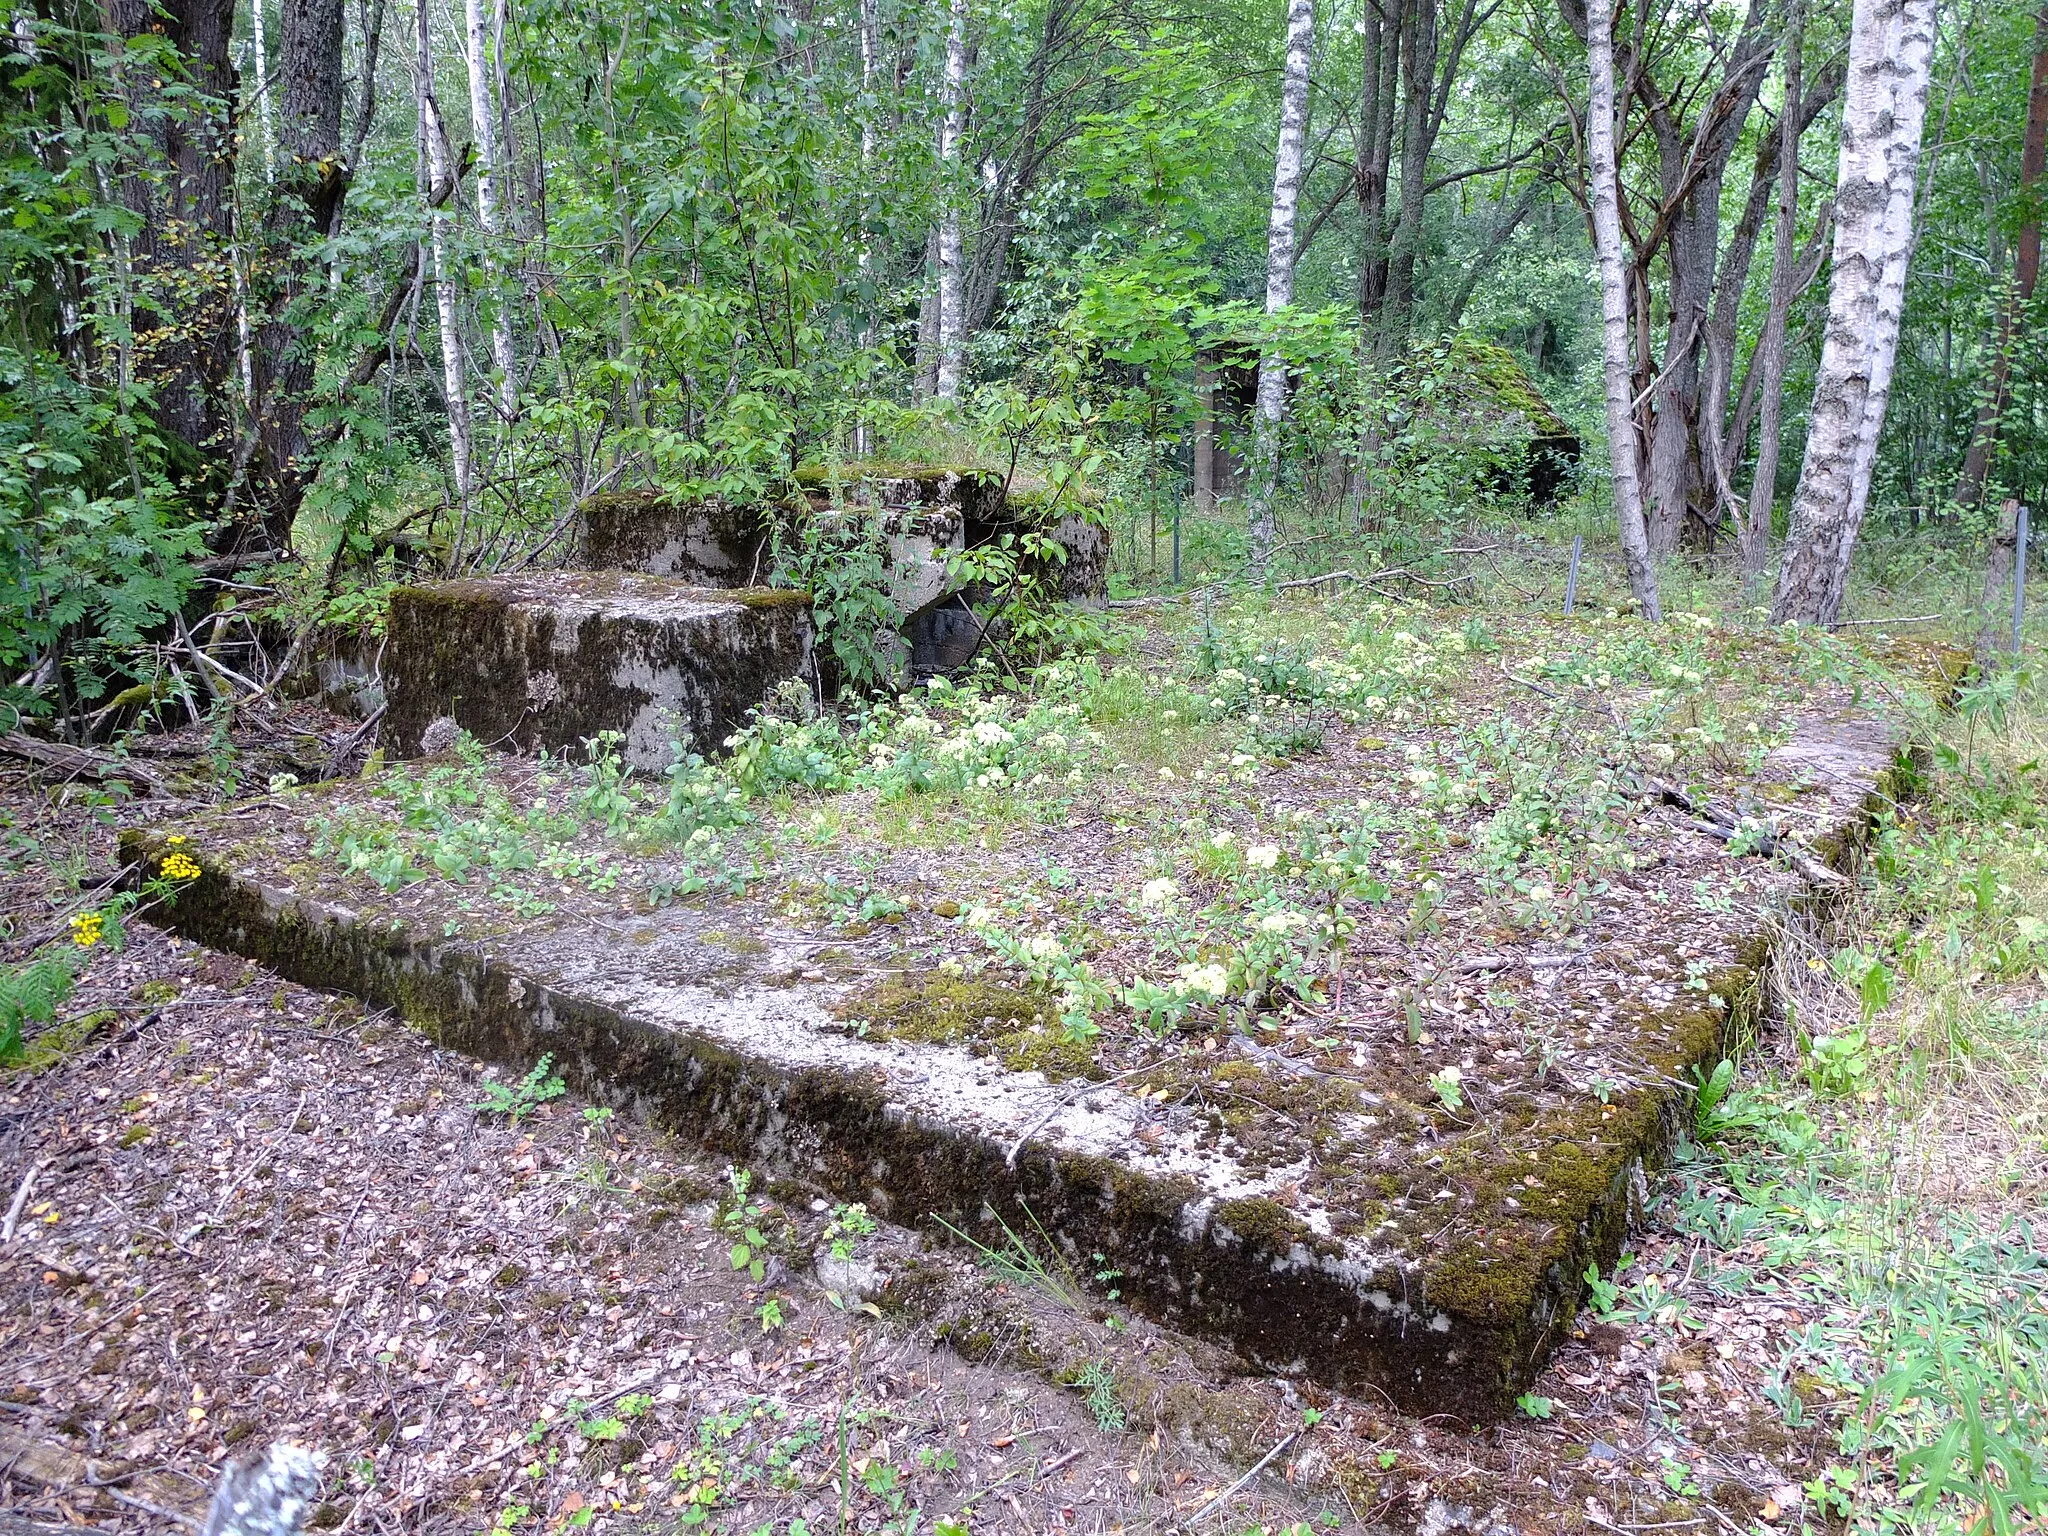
[1193,363,1217,515]
[464,0,518,419]
[1587,0,1659,618]
[1356,0,1403,325]
[1741,0,1806,584]
[415,0,474,505]
[1247,0,1314,575]
[1771,0,1937,626]
[1380,0,1437,349]
[914,228,940,400]
[106,0,240,487]
[1975,499,2023,665]
[250,0,276,182]
[856,0,879,455]
[933,0,969,402]
[1951,4,2048,509]
[245,0,350,553]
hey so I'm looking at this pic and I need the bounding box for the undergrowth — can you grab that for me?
[1662,674,2048,1534]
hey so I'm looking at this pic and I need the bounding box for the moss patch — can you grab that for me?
[835,972,1052,1044]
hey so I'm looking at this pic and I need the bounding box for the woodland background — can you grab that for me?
[2,0,2045,724]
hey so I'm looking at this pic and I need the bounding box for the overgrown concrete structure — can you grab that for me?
[123,666,1924,1419]
[384,573,813,770]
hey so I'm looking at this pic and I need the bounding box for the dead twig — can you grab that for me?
[1004,1055,1187,1169]
[1184,1426,1306,1523]
[2,1156,52,1245]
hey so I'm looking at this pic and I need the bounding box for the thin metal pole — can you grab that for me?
[1564,535,1584,616]
[1172,504,1182,586]
[2015,504,2030,655]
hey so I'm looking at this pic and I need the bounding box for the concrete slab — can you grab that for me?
[383,572,812,771]
[118,699,1909,1421]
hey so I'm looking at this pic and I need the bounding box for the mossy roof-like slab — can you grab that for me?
[119,605,1949,1421]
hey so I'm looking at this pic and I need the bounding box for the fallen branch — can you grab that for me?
[1636,776,1845,886]
[1829,613,1945,629]
[0,733,169,795]
[1184,1426,1306,1524]
[2,1157,52,1245]
[1003,1054,1187,1168]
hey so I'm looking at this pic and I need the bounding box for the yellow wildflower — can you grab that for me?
[160,851,202,881]
[70,912,104,948]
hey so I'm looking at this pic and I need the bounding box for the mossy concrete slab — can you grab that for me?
[384,572,812,770]
[120,638,1925,1426]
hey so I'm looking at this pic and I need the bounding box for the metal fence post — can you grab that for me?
[1172,504,1182,587]
[2016,504,2030,655]
[1564,535,1584,616]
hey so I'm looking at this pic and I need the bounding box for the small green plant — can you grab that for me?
[823,1202,877,1260]
[1075,1359,1126,1432]
[723,1168,772,1282]
[935,1206,1089,1312]
[1428,1065,1465,1111]
[1582,1261,1623,1319]
[472,1054,567,1124]
[757,1296,786,1332]
[1516,1393,1554,1420]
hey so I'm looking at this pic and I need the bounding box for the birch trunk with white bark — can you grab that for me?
[1740,0,1804,585]
[415,0,473,506]
[251,0,276,184]
[463,0,517,419]
[1771,0,1936,625]
[933,0,969,402]
[856,0,878,453]
[1247,0,1314,575]
[1586,0,1660,619]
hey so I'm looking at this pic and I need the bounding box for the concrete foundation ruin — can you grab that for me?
[383,572,813,770]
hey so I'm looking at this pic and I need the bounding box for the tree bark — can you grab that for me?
[1586,0,1659,618]
[1740,0,1807,583]
[1379,0,1437,348]
[1356,0,1404,325]
[933,0,969,401]
[105,0,240,484]
[244,0,350,553]
[463,0,518,419]
[1975,499,2023,665]
[1951,4,2048,510]
[1771,0,1937,626]
[1638,0,1773,558]
[250,0,276,182]
[856,0,879,455]
[415,0,474,504]
[1247,0,1315,574]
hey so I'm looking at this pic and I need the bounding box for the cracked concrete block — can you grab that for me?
[384,572,813,770]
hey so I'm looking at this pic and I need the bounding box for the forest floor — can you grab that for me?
[3,569,2045,1536]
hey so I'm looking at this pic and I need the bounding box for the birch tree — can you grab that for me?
[250,0,276,183]
[856,0,879,453]
[1246,0,1314,575]
[1771,0,1938,625]
[463,0,517,419]
[933,0,969,401]
[415,0,474,505]
[1738,0,1807,584]
[1585,0,1659,618]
